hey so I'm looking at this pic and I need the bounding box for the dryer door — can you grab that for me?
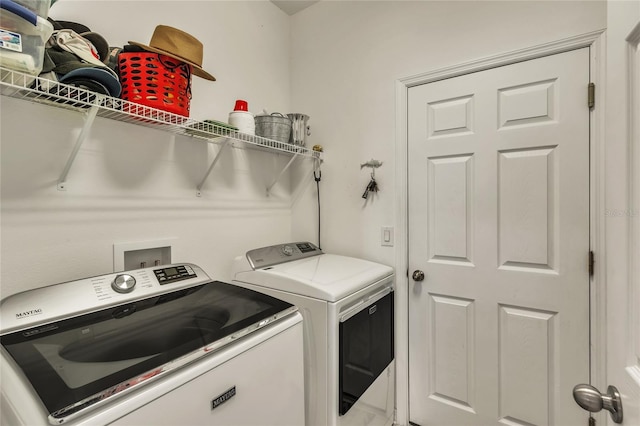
[339,290,394,415]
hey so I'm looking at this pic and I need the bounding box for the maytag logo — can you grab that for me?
[211,386,236,410]
[15,308,43,319]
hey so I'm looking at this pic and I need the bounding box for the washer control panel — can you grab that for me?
[246,242,323,269]
[0,263,210,335]
[153,265,197,284]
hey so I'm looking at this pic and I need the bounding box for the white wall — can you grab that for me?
[0,2,609,304]
[290,1,607,267]
[0,0,294,297]
[1,1,607,296]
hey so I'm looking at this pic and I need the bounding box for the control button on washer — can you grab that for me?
[112,274,136,293]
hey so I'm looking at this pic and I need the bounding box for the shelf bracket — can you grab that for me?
[57,98,103,191]
[196,138,231,197]
[266,153,299,195]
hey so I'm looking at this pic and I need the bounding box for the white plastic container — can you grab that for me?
[0,1,53,76]
[229,111,255,135]
[13,0,50,19]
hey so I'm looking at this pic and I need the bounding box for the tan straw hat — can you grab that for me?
[129,25,215,81]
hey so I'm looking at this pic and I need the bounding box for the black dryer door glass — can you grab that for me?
[339,290,394,415]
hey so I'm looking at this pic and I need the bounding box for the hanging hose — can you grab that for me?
[314,158,322,250]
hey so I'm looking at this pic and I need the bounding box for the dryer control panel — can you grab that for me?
[246,242,323,269]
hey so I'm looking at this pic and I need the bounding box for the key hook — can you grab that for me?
[360,159,383,173]
[360,159,382,200]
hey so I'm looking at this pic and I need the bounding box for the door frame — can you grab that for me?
[629,20,640,385]
[394,30,606,426]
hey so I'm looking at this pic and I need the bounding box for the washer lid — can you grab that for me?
[234,254,394,302]
[1,277,296,424]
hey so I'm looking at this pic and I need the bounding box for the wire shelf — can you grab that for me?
[0,67,322,160]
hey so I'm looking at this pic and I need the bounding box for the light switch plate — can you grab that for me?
[381,226,394,247]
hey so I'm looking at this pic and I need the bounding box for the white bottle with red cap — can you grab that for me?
[228,100,255,135]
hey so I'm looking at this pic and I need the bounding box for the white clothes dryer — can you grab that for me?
[232,242,395,426]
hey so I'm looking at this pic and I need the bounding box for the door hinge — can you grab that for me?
[588,83,595,109]
[589,250,595,276]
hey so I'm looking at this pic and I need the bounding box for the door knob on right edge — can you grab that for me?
[412,270,425,282]
[573,383,623,423]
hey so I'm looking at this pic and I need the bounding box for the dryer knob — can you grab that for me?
[282,245,294,256]
[112,274,136,293]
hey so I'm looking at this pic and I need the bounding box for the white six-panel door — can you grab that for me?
[408,48,590,425]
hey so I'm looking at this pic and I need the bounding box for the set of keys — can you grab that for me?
[360,159,382,200]
[362,176,379,199]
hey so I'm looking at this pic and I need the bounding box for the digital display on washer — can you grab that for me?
[153,265,196,284]
[1,282,293,419]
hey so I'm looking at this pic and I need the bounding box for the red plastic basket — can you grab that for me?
[118,52,192,118]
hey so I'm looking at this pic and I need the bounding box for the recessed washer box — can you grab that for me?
[113,239,177,272]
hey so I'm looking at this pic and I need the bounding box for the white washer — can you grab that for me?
[232,242,395,426]
[1,264,305,426]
